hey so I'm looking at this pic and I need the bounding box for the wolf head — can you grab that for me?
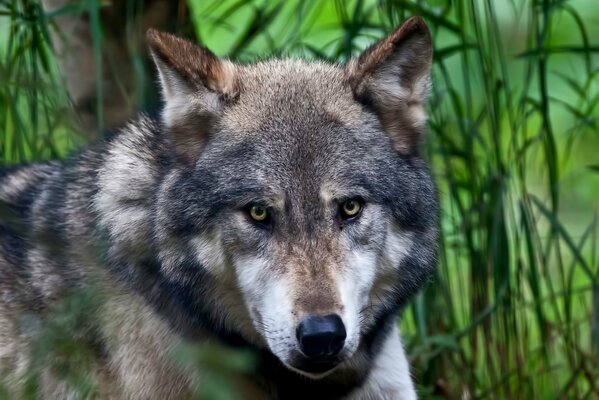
[142,17,437,378]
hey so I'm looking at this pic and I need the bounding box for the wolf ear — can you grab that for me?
[146,29,238,163]
[346,17,432,154]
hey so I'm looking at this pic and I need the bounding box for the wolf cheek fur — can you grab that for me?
[0,16,438,399]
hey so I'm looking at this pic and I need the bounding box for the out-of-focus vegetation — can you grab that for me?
[1,0,598,398]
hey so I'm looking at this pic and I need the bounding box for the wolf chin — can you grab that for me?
[0,16,438,399]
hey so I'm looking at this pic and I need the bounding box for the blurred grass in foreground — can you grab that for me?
[1,0,598,398]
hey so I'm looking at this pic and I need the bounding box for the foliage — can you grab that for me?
[1,0,598,398]
[0,0,82,162]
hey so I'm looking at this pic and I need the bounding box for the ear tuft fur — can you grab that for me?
[146,29,238,99]
[346,16,433,154]
[146,29,238,164]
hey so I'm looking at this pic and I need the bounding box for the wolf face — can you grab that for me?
[144,17,437,378]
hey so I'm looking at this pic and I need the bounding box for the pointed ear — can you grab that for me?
[146,29,238,164]
[346,17,432,154]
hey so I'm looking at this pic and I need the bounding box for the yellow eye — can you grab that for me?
[341,199,362,219]
[249,205,269,222]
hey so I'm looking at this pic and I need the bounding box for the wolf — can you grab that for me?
[0,16,438,399]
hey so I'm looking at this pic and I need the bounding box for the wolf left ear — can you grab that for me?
[146,29,238,164]
[346,17,432,154]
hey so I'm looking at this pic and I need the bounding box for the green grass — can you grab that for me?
[1,0,598,398]
[0,0,84,162]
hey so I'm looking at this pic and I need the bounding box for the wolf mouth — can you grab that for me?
[294,359,342,374]
[286,353,346,377]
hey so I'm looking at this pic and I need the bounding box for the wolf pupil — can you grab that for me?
[250,205,268,222]
[341,199,361,218]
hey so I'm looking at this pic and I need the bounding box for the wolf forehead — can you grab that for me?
[187,60,399,191]
[203,79,391,184]
[227,60,368,133]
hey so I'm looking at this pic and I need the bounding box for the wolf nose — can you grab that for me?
[296,314,346,359]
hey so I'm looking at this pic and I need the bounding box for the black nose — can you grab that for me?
[296,314,346,359]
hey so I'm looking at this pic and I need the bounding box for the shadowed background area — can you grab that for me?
[0,0,598,398]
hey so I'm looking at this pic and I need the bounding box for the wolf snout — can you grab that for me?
[296,314,346,359]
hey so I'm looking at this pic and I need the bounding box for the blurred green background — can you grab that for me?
[1,0,598,398]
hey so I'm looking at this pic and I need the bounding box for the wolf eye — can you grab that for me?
[248,205,270,223]
[340,199,363,220]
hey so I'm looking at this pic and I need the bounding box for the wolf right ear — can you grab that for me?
[146,29,238,164]
[346,17,432,155]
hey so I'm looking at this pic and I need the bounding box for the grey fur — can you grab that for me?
[0,17,438,399]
